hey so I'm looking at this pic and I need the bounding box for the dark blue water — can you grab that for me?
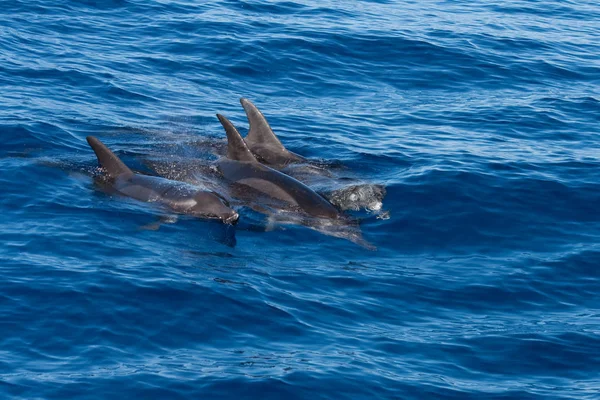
[1,1,599,398]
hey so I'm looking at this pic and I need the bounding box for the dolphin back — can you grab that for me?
[239,98,305,166]
[240,98,285,151]
[86,136,133,178]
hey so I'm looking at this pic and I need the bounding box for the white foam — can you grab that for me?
[368,201,383,211]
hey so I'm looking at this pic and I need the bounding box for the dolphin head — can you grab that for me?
[327,184,386,212]
[191,192,239,224]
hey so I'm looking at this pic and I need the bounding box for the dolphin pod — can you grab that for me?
[86,100,382,248]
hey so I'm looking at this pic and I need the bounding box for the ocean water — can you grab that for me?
[1,0,599,398]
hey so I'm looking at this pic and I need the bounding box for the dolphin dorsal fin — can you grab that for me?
[216,114,258,162]
[240,98,286,151]
[86,136,133,178]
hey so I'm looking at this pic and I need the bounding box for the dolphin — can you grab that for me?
[239,98,386,212]
[215,114,340,220]
[86,136,239,224]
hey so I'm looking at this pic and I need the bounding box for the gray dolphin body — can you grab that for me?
[86,136,239,223]
[215,115,340,220]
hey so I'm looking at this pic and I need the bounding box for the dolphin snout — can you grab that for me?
[223,211,239,224]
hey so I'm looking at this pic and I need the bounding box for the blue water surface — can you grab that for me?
[1,1,599,398]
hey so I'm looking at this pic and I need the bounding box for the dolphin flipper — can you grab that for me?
[86,136,133,178]
[216,114,257,162]
[139,215,179,231]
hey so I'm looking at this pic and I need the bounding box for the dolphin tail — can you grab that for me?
[86,136,133,178]
[216,114,258,162]
[240,98,286,150]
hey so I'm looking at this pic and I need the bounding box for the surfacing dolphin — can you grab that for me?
[86,136,239,224]
[215,115,374,249]
[239,98,386,212]
[215,114,339,219]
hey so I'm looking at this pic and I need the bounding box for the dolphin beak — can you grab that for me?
[224,211,239,224]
